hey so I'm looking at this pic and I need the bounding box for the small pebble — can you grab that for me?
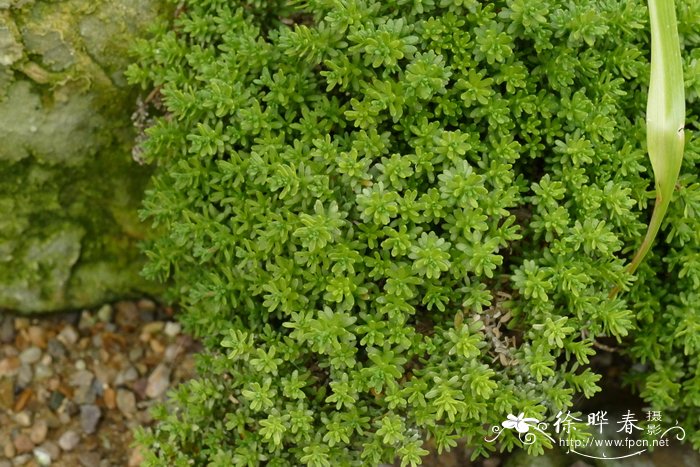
[15,411,32,427]
[128,347,143,362]
[12,454,31,466]
[30,420,48,444]
[37,442,59,463]
[57,326,78,346]
[103,387,116,410]
[70,369,95,388]
[79,404,102,434]
[19,347,42,365]
[128,447,144,467]
[47,391,64,411]
[0,316,15,344]
[33,447,51,466]
[4,441,16,458]
[149,339,165,354]
[34,364,53,380]
[142,321,164,335]
[115,302,140,328]
[27,326,46,348]
[164,344,183,363]
[14,317,30,330]
[164,321,181,337]
[115,366,138,386]
[46,339,66,359]
[137,299,156,311]
[0,377,14,409]
[58,430,80,451]
[78,312,96,330]
[145,364,170,399]
[79,451,100,467]
[17,365,33,387]
[96,304,113,323]
[0,356,20,375]
[13,433,34,454]
[116,389,136,416]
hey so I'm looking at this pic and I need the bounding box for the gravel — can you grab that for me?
[79,404,102,434]
[0,301,198,466]
[57,430,79,452]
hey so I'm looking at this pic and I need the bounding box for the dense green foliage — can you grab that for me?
[127,0,700,465]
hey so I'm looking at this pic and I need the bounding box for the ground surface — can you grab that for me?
[0,301,198,467]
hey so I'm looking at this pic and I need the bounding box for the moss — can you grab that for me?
[0,0,169,313]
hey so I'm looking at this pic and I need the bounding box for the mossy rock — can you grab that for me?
[0,0,167,313]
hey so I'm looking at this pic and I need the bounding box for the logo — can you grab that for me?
[485,410,686,460]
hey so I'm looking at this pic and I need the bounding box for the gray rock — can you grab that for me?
[116,389,136,416]
[128,346,143,362]
[78,312,97,331]
[70,369,96,404]
[79,404,101,434]
[37,442,59,463]
[115,366,138,386]
[16,364,32,387]
[145,363,170,399]
[96,304,113,322]
[34,363,53,380]
[0,0,164,314]
[56,326,78,346]
[0,315,14,343]
[57,430,80,451]
[46,338,67,359]
[164,321,181,337]
[19,346,42,364]
[78,451,101,467]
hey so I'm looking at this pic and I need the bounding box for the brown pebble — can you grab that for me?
[103,387,116,410]
[149,339,165,354]
[137,299,156,312]
[116,389,136,416]
[0,377,14,409]
[132,378,148,400]
[3,441,15,458]
[14,317,30,331]
[128,446,145,466]
[13,433,34,454]
[14,387,33,412]
[78,451,101,466]
[115,302,140,329]
[26,326,47,348]
[29,420,48,444]
[141,321,164,336]
[0,356,20,375]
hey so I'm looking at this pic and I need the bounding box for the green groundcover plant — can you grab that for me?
[126,0,700,465]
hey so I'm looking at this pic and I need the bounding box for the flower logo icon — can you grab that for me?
[502,413,540,433]
[486,413,554,444]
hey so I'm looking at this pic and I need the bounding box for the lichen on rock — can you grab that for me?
[0,0,168,313]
